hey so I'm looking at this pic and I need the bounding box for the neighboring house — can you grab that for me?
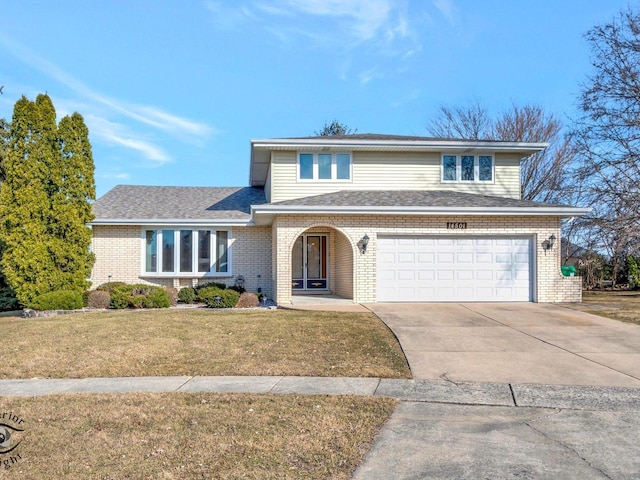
[91,134,590,304]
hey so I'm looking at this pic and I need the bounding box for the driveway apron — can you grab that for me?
[366,303,640,387]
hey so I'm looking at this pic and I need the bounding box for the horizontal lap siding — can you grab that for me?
[270,151,522,202]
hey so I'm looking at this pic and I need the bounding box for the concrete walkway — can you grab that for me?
[2,375,640,478]
[367,302,640,387]
[2,375,640,410]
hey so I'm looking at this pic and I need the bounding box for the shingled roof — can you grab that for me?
[269,190,565,209]
[92,185,267,222]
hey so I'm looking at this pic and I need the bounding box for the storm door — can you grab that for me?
[292,234,328,290]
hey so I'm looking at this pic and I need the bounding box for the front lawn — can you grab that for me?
[0,392,396,479]
[0,309,410,379]
[579,290,640,325]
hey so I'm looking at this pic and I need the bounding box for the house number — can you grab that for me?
[446,222,467,229]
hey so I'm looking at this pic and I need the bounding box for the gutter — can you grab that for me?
[91,218,255,227]
[251,205,591,217]
[250,138,549,152]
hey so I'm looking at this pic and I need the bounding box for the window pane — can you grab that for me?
[318,154,332,179]
[216,231,228,273]
[443,155,457,181]
[145,230,157,272]
[292,236,304,280]
[180,230,192,272]
[198,230,211,272]
[336,154,351,179]
[162,230,174,272]
[299,154,313,179]
[461,155,475,181]
[479,155,493,181]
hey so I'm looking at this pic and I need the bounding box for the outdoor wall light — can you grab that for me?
[543,234,557,250]
[360,234,370,254]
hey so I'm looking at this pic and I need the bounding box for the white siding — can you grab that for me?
[270,151,521,202]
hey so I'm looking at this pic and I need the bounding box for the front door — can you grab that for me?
[292,234,328,290]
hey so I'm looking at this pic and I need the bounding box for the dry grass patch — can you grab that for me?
[0,309,410,379]
[579,290,640,325]
[0,392,396,479]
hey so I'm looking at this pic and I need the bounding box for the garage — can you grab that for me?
[376,236,532,302]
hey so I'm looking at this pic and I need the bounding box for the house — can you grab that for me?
[91,134,590,304]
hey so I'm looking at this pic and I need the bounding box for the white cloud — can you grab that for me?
[96,172,131,180]
[0,33,213,144]
[86,115,171,165]
[282,0,391,41]
[359,67,379,85]
[432,0,455,25]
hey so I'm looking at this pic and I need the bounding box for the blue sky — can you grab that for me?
[0,0,635,197]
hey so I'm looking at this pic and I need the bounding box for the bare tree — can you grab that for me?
[427,102,577,203]
[428,101,493,140]
[570,7,640,283]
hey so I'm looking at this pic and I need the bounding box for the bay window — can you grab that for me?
[144,229,230,275]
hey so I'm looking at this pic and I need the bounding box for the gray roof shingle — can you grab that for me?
[270,190,566,209]
[93,185,267,221]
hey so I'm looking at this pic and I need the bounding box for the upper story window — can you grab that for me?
[442,154,494,183]
[144,229,230,276]
[298,153,351,181]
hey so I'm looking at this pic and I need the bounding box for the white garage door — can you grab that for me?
[377,237,531,302]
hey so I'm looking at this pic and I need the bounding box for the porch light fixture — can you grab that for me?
[360,234,370,254]
[543,234,557,250]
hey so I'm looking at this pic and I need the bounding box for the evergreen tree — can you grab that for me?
[0,94,95,306]
[315,120,357,136]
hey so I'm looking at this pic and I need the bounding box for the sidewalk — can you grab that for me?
[3,375,640,478]
[2,375,640,411]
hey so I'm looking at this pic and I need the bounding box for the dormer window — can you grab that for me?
[442,154,494,183]
[298,153,352,181]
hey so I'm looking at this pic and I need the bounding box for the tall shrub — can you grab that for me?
[0,94,95,306]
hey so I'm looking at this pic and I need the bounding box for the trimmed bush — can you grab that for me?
[195,281,227,292]
[228,285,246,295]
[201,287,240,308]
[31,290,84,311]
[96,281,128,293]
[235,291,260,308]
[81,290,90,307]
[88,290,111,309]
[178,287,197,304]
[109,284,170,309]
[196,286,221,304]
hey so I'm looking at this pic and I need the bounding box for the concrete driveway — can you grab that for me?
[367,303,640,387]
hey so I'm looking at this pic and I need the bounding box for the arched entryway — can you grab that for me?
[291,226,354,300]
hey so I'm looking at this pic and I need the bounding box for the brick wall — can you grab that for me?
[91,225,273,298]
[334,230,354,299]
[91,225,141,287]
[272,214,579,304]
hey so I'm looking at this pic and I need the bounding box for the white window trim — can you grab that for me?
[441,153,495,184]
[297,152,352,182]
[140,227,233,278]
